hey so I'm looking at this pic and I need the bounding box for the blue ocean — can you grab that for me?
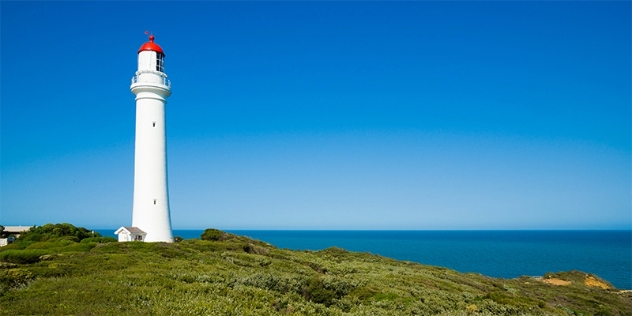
[98,229,631,289]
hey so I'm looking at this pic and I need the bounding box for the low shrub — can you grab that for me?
[80,237,117,244]
[25,242,61,250]
[19,240,96,253]
[483,291,540,309]
[59,242,97,253]
[51,236,80,243]
[0,268,35,291]
[0,244,22,251]
[240,273,309,294]
[178,239,245,253]
[302,277,337,306]
[243,243,269,255]
[349,286,379,300]
[17,223,100,243]
[200,229,228,241]
[0,249,49,264]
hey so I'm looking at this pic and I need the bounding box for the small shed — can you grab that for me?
[115,227,147,242]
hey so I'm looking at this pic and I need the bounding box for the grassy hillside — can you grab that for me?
[1,224,630,315]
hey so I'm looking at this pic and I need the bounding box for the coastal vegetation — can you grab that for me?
[1,224,630,315]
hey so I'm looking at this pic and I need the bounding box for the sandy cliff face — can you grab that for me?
[584,276,613,290]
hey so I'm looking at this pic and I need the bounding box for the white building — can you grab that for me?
[115,227,147,242]
[117,34,173,243]
[0,226,29,247]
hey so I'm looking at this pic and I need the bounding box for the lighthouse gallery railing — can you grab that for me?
[131,75,171,88]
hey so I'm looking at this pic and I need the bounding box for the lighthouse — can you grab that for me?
[117,34,173,242]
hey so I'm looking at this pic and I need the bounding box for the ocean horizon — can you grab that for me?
[96,229,631,290]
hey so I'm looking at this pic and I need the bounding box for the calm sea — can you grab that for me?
[97,229,631,290]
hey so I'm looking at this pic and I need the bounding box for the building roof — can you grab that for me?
[138,35,164,55]
[2,226,32,233]
[115,226,146,234]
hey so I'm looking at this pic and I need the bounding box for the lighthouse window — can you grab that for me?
[153,122,156,127]
[156,54,164,72]
[153,199,157,205]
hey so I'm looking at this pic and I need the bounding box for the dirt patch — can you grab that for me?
[542,278,571,286]
[584,276,611,289]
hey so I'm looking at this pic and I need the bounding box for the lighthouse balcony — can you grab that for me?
[131,74,171,89]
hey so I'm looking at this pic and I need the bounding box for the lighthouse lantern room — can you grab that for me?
[117,34,173,243]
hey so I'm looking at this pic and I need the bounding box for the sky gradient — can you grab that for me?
[1,1,630,230]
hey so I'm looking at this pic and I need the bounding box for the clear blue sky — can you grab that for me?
[1,1,630,230]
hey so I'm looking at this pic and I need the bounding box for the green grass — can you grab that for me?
[0,225,630,315]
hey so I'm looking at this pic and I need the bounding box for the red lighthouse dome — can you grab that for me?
[138,35,164,55]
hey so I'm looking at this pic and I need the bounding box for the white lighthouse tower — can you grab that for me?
[124,34,173,242]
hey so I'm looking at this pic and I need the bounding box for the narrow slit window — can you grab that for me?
[152,122,156,127]
[153,199,157,205]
